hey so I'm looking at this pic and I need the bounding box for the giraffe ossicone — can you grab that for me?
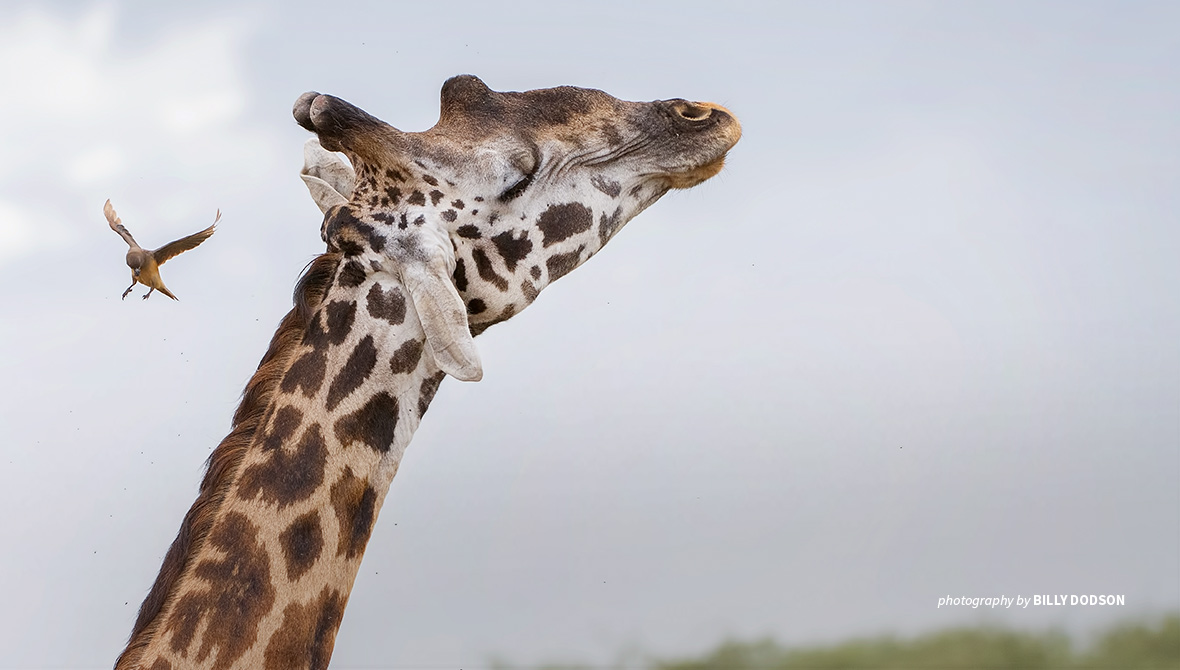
[116,74,739,670]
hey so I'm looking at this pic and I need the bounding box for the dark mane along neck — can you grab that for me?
[114,252,341,670]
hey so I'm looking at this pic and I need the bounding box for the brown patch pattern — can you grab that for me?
[325,335,379,411]
[323,301,357,346]
[591,175,622,197]
[329,469,378,559]
[546,245,585,282]
[263,587,347,670]
[262,405,304,451]
[336,260,367,288]
[598,206,623,245]
[537,203,592,247]
[366,283,406,325]
[237,424,328,507]
[521,279,539,303]
[472,247,509,291]
[389,338,424,374]
[491,230,533,271]
[418,371,446,417]
[453,258,468,292]
[281,349,328,398]
[164,512,276,670]
[333,392,398,453]
[279,511,324,582]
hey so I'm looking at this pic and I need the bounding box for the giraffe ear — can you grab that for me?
[399,254,483,382]
[301,138,356,213]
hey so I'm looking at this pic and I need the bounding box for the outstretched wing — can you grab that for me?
[152,210,220,265]
[103,199,140,249]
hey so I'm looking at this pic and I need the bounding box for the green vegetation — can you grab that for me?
[498,615,1178,670]
[653,615,1178,670]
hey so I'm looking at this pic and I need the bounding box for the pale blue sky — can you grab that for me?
[0,2,1177,668]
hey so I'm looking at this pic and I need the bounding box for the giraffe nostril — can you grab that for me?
[676,103,712,121]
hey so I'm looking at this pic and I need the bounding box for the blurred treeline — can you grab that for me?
[507,614,1178,670]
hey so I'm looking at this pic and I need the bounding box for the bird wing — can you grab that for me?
[152,210,220,265]
[103,199,140,249]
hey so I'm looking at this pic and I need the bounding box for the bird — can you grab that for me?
[103,199,219,300]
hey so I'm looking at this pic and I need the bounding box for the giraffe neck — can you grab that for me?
[118,253,446,670]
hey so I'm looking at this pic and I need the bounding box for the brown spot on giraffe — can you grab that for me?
[263,587,347,670]
[305,300,358,351]
[164,512,276,669]
[452,257,469,292]
[407,190,426,206]
[323,300,357,346]
[262,405,304,451]
[598,206,624,246]
[456,224,481,239]
[472,247,509,291]
[333,391,398,453]
[279,510,324,581]
[418,371,446,417]
[546,245,585,282]
[237,424,329,507]
[281,349,328,398]
[389,338,424,374]
[336,259,367,288]
[325,335,379,411]
[329,469,378,559]
[366,282,407,325]
[521,279,539,303]
[537,203,593,247]
[591,175,622,197]
[492,230,533,271]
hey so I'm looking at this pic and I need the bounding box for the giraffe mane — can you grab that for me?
[114,252,342,670]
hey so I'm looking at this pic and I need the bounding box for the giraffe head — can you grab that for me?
[295,74,740,380]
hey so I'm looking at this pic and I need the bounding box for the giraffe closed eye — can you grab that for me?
[499,169,535,202]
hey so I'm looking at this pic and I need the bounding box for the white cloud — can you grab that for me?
[0,4,275,265]
[0,200,36,261]
[66,144,126,184]
[0,199,72,262]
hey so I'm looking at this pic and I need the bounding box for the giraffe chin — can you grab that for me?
[663,154,729,189]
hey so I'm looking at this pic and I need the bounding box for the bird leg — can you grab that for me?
[122,282,136,300]
[142,288,155,300]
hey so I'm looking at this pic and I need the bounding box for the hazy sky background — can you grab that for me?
[0,1,1176,668]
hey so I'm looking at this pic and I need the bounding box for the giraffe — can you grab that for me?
[114,74,740,670]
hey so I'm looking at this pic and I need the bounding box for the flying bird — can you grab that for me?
[104,199,219,300]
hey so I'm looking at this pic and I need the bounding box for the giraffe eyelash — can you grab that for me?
[498,170,535,202]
